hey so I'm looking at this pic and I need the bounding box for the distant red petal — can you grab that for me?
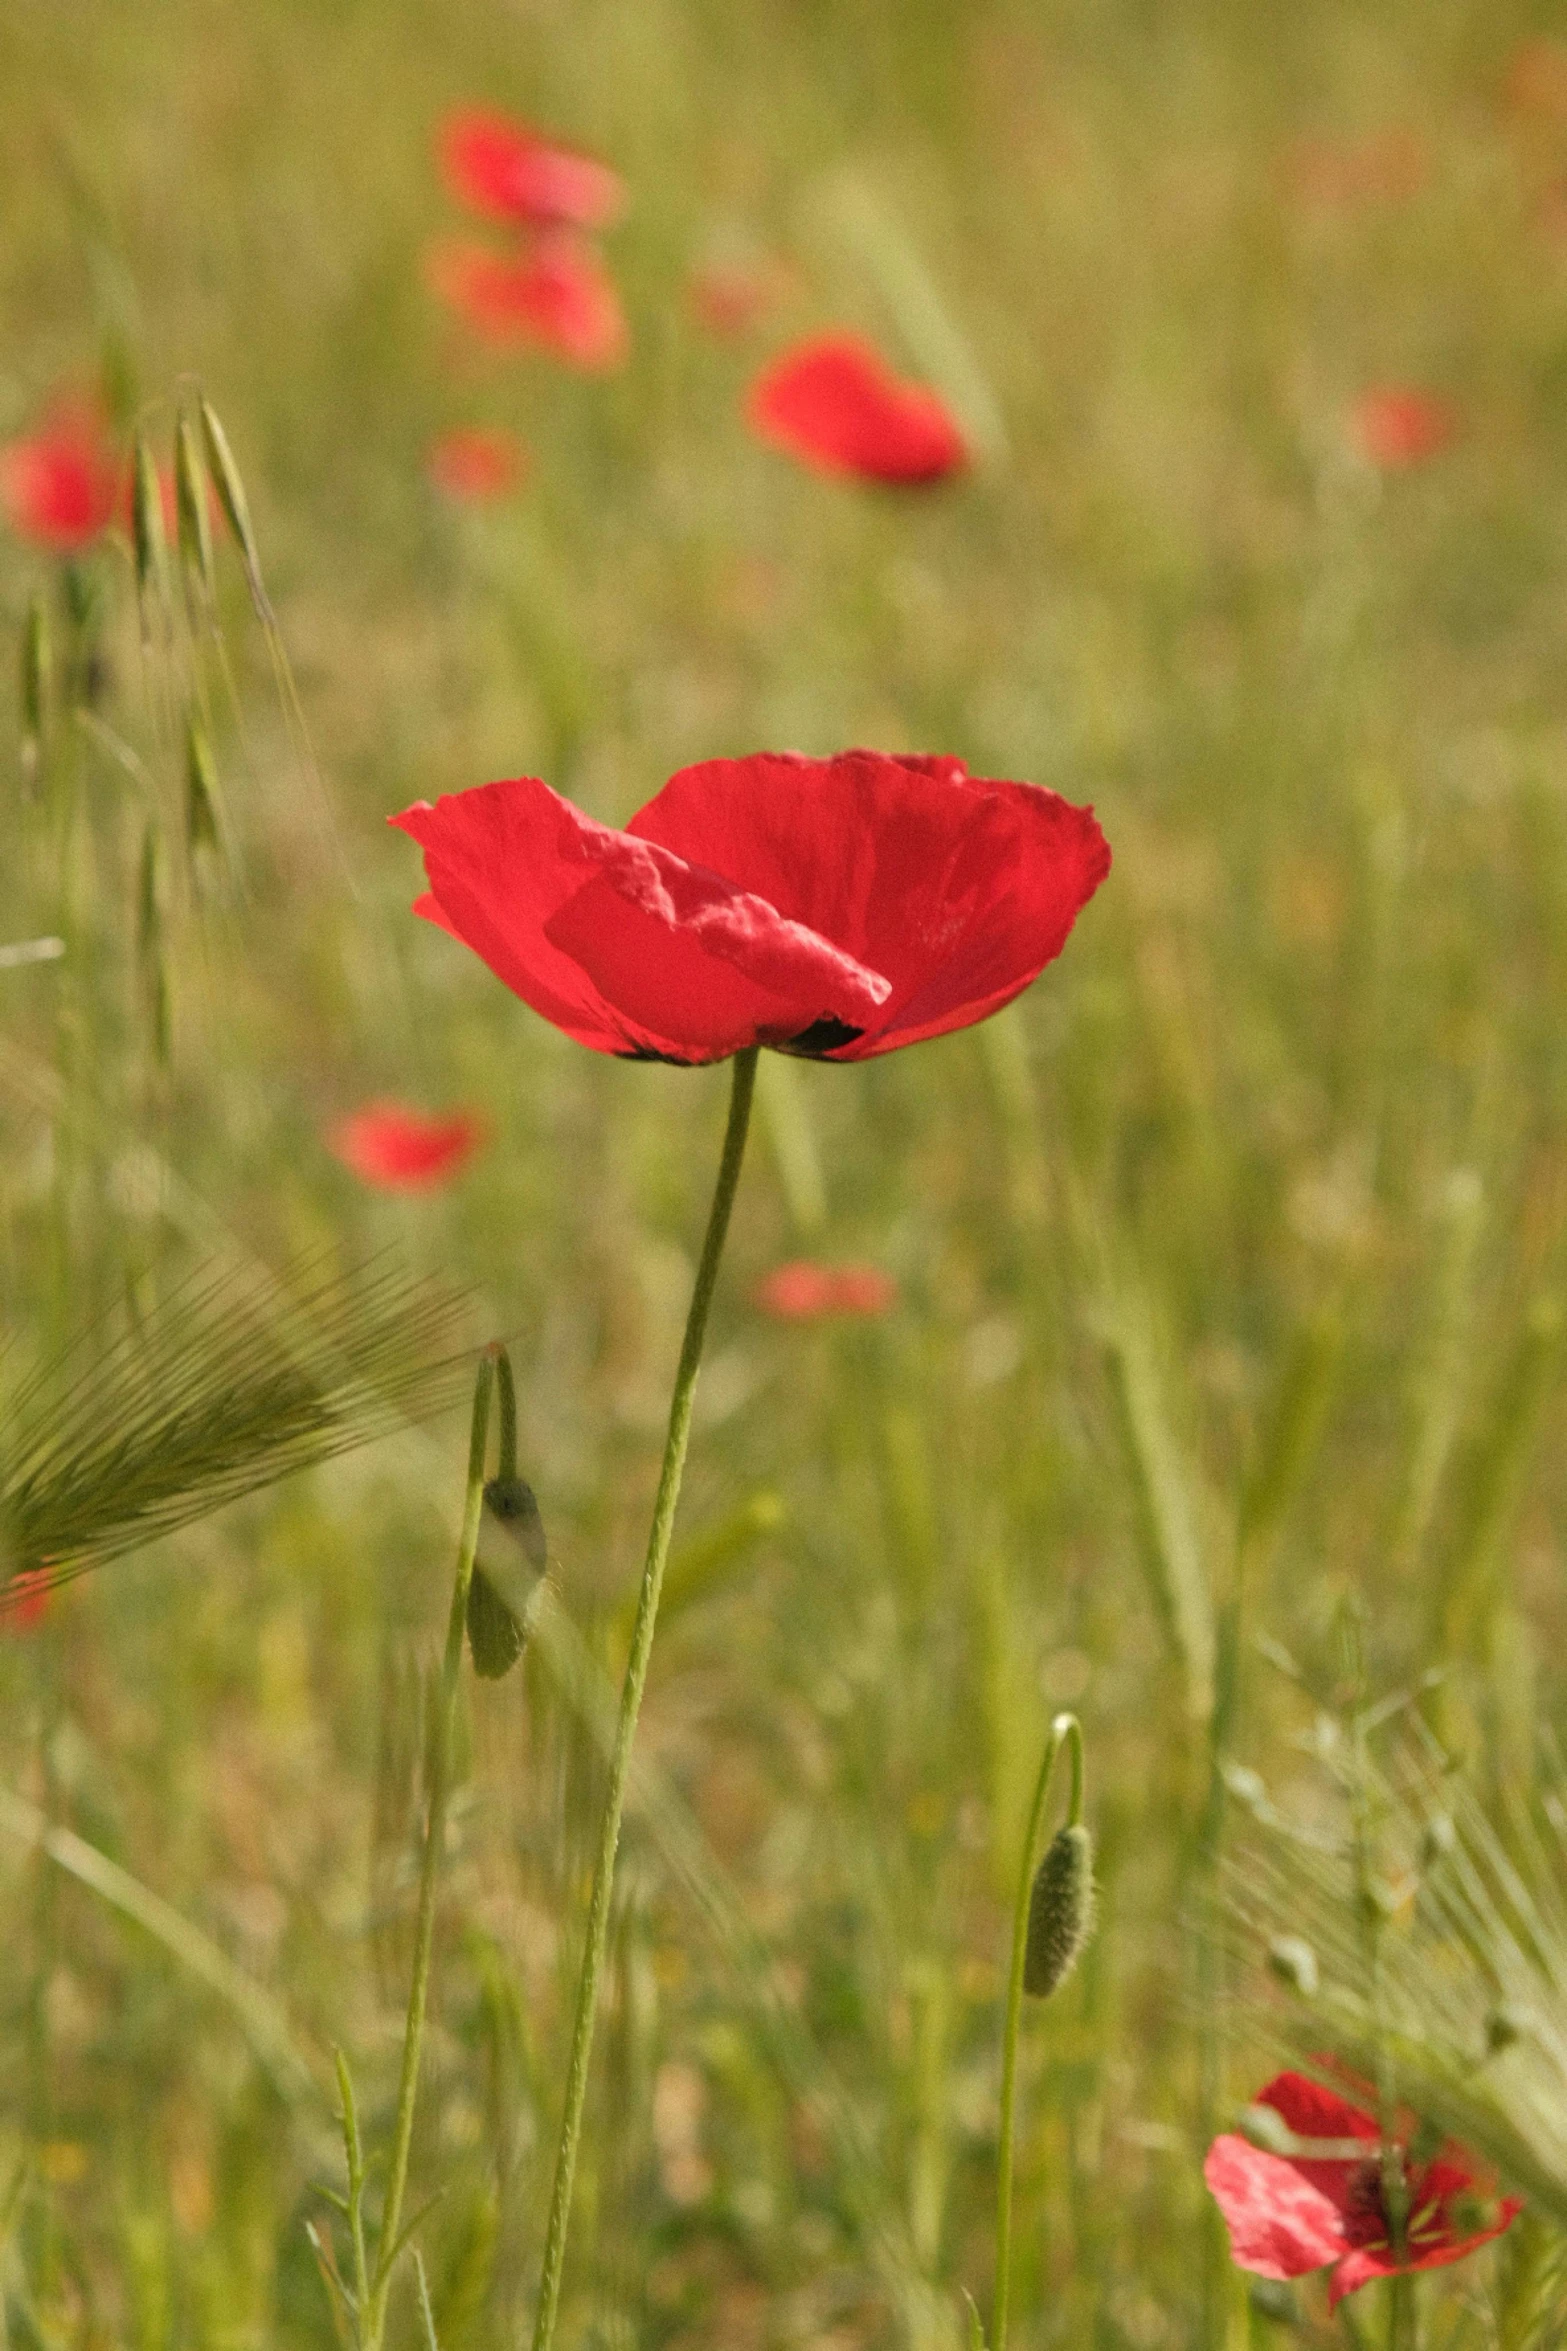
[1205,2134,1351,2281]
[393,778,891,1064]
[1508,39,1567,119]
[426,236,628,369]
[1285,129,1426,210]
[756,1261,897,1319]
[629,751,1109,1057]
[439,107,624,230]
[2,1569,52,1631]
[0,415,120,552]
[330,1103,485,1190]
[428,426,526,501]
[748,334,967,485]
[1351,387,1455,469]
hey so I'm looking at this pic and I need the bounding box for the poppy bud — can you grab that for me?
[467,1475,547,1679]
[1022,1822,1096,1999]
[1266,1934,1319,1997]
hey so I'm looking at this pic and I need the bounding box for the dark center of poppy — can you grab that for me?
[777,1015,866,1058]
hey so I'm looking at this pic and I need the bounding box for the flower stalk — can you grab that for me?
[530,1045,759,2351]
[993,1712,1088,2351]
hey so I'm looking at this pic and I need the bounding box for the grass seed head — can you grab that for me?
[185,707,221,856]
[1023,1821,1096,1999]
[199,397,270,619]
[174,415,215,615]
[131,433,169,609]
[20,594,49,787]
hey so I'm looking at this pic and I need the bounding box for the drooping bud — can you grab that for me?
[1023,1822,1096,1999]
[467,1474,547,1680]
[1266,1934,1319,1998]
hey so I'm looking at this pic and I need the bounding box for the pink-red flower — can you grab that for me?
[1205,2072,1520,2309]
[392,750,1109,1066]
[755,1261,898,1320]
[329,1103,485,1191]
[428,425,527,502]
[747,335,967,485]
[1350,386,1455,471]
[439,107,624,232]
[1,1568,52,1632]
[426,235,628,370]
[0,406,121,552]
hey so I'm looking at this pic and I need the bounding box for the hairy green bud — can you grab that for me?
[467,1475,547,1680]
[1023,1822,1096,1999]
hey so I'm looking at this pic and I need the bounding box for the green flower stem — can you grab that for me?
[530,1045,759,2351]
[993,1712,1084,2351]
[362,1349,495,2351]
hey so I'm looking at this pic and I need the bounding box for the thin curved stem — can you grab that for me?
[993,1712,1083,2351]
[530,1047,759,2351]
[362,1350,495,2351]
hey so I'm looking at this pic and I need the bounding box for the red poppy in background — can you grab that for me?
[439,107,624,232]
[1350,387,1455,470]
[748,334,967,485]
[428,425,527,501]
[756,1261,898,1319]
[1507,38,1567,120]
[329,1103,485,1191]
[427,236,628,369]
[1286,129,1426,210]
[0,407,121,552]
[1205,2072,1520,2308]
[392,750,1109,1065]
[1,1568,52,1632]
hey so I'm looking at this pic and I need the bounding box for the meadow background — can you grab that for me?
[3,1,1567,2346]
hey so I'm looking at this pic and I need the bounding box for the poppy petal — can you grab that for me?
[1204,2134,1350,2281]
[628,751,1108,1057]
[748,334,966,484]
[1328,2204,1522,2309]
[330,1103,484,1190]
[394,778,890,1063]
[439,107,624,231]
[426,237,628,369]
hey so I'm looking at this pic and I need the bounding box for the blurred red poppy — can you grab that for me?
[329,1103,485,1191]
[428,426,527,501]
[1350,387,1455,470]
[426,236,628,369]
[756,1261,898,1319]
[439,107,624,231]
[1,1568,52,1631]
[1205,2072,1520,2308]
[1507,38,1567,120]
[392,750,1109,1065]
[0,407,121,552]
[748,334,967,485]
[1286,129,1426,210]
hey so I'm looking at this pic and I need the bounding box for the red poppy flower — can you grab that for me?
[1205,2072,1520,2309]
[1,1568,52,1632]
[756,1260,898,1319]
[747,335,967,485]
[0,407,121,552]
[426,236,628,369]
[329,1103,485,1191]
[1350,387,1455,469]
[391,750,1109,1066]
[439,107,624,232]
[428,426,527,501]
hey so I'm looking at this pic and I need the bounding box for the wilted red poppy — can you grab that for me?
[329,1103,485,1191]
[1350,387,1455,470]
[392,750,1109,1065]
[1205,2072,1520,2309]
[1,1568,52,1631]
[0,408,121,552]
[756,1261,898,1319]
[426,236,628,369]
[748,335,967,485]
[428,426,527,501]
[439,107,624,231]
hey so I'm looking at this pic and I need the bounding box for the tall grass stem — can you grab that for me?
[529,1046,759,2351]
[362,1349,495,2351]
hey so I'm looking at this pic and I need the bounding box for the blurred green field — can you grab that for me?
[5,3,1567,2347]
